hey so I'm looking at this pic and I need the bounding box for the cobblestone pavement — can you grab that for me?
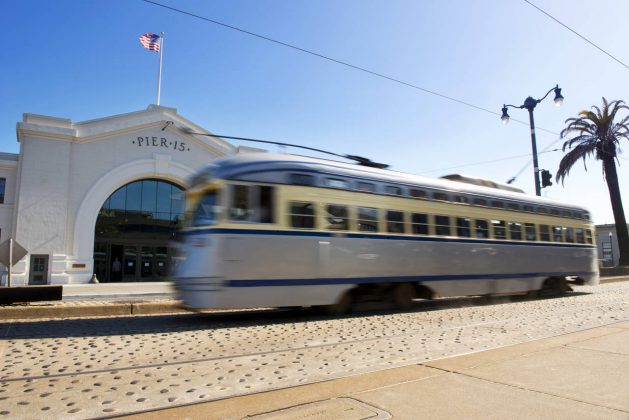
[1,282,628,419]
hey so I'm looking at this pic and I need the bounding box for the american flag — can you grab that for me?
[139,33,161,52]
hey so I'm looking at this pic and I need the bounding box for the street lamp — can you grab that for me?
[609,231,615,266]
[501,84,564,196]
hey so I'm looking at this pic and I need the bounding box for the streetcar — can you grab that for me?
[173,152,598,313]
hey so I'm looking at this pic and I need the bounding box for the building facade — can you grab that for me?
[595,224,628,267]
[1,105,245,285]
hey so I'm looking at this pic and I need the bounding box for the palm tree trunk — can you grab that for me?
[603,157,629,266]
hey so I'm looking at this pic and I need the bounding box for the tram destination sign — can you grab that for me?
[132,136,191,152]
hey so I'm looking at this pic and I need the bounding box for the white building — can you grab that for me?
[1,105,246,285]
[595,224,627,267]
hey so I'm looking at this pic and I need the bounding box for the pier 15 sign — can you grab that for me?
[132,136,190,152]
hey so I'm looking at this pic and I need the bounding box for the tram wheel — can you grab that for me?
[324,291,353,315]
[392,283,415,309]
[538,277,573,297]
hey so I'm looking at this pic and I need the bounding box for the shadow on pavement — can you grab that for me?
[0,292,591,340]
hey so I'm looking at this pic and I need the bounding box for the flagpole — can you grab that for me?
[156,32,164,105]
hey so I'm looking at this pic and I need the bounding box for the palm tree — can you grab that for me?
[557,97,629,266]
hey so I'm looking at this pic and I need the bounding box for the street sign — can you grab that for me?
[0,239,28,267]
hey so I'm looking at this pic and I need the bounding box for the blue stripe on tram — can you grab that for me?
[225,272,596,287]
[183,227,596,249]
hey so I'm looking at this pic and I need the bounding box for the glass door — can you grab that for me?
[141,246,154,280]
[123,246,138,281]
[155,246,168,278]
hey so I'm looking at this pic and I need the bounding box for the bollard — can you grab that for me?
[90,274,99,284]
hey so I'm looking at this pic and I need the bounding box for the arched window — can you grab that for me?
[93,179,185,282]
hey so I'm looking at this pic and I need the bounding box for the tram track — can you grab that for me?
[2,287,628,386]
[1,283,627,419]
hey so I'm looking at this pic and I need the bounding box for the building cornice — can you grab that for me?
[16,105,237,157]
[17,123,77,142]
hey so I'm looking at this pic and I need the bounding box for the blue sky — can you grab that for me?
[3,0,629,224]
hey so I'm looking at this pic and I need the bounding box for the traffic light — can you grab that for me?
[541,170,553,188]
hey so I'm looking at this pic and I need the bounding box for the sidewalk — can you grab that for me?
[0,282,185,320]
[126,321,629,419]
[1,277,627,320]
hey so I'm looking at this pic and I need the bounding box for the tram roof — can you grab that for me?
[196,152,588,212]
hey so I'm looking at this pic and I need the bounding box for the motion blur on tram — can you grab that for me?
[172,152,598,314]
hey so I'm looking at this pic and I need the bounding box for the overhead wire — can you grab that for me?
[506,137,564,183]
[143,0,582,179]
[143,0,560,135]
[523,0,629,71]
[419,146,563,175]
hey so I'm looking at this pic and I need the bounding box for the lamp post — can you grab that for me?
[501,84,564,196]
[609,231,615,266]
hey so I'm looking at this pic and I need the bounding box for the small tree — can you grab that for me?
[557,98,629,266]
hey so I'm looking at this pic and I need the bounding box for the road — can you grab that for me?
[1,282,628,419]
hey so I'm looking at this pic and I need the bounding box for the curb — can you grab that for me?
[1,277,627,321]
[0,300,189,320]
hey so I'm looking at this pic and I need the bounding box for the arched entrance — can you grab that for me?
[93,179,184,282]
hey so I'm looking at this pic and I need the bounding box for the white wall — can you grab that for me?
[10,106,236,285]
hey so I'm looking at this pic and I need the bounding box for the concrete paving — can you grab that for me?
[0,277,627,419]
[0,276,626,320]
[127,323,629,419]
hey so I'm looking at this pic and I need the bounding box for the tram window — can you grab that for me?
[491,201,504,209]
[473,198,487,206]
[585,229,593,244]
[259,186,274,223]
[357,207,378,232]
[433,192,450,202]
[475,219,489,238]
[326,205,349,230]
[575,228,585,244]
[552,226,563,242]
[229,185,274,223]
[508,222,523,240]
[537,207,548,215]
[564,227,575,243]
[229,185,251,221]
[561,210,572,217]
[410,189,427,198]
[456,217,471,237]
[326,178,349,189]
[387,211,405,234]
[550,209,560,216]
[525,223,537,241]
[289,173,315,186]
[454,195,468,204]
[584,212,591,221]
[435,215,451,236]
[411,213,429,235]
[357,182,375,192]
[523,205,534,212]
[492,220,507,239]
[289,201,315,229]
[385,186,403,196]
[506,203,520,211]
[539,225,551,242]
[192,191,218,226]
